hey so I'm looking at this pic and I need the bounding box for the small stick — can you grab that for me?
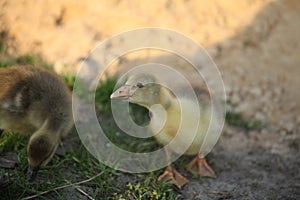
[75,187,95,200]
[22,172,103,200]
[64,176,95,200]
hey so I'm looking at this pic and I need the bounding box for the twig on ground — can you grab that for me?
[64,176,95,200]
[21,172,103,200]
[75,187,95,200]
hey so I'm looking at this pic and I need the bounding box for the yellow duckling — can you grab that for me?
[111,73,218,187]
[0,65,73,181]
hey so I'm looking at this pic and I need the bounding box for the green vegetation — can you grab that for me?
[225,111,264,131]
[118,176,180,200]
[63,74,76,91]
[0,53,53,70]
[225,99,264,131]
[95,76,119,113]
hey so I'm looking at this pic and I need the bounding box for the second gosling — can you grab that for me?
[0,65,73,181]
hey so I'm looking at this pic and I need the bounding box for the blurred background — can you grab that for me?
[0,0,299,199]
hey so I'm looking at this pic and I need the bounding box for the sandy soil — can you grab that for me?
[1,0,299,199]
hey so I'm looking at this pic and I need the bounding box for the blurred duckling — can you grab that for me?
[111,73,218,187]
[0,65,73,181]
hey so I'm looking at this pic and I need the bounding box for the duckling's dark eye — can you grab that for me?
[136,82,144,88]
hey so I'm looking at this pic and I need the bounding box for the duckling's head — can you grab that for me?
[111,73,168,108]
[26,131,58,181]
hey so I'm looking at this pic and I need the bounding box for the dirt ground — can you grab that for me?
[1,0,299,199]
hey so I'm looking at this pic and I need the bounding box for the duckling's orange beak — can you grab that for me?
[110,85,132,100]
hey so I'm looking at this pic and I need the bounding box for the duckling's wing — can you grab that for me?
[0,67,33,113]
[1,83,32,113]
[173,84,223,157]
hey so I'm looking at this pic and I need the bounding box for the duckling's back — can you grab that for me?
[0,65,72,135]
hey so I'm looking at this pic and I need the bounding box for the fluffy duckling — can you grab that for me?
[111,73,218,187]
[0,65,73,181]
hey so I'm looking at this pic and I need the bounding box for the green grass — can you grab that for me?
[225,111,264,131]
[0,53,53,70]
[225,99,264,131]
[1,130,119,199]
[1,129,180,199]
[95,76,119,113]
[0,132,29,153]
[63,74,76,91]
[118,176,180,200]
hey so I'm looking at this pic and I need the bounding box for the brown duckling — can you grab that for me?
[0,65,73,181]
[111,73,219,187]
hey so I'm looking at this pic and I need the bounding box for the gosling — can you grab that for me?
[0,65,73,181]
[111,73,219,187]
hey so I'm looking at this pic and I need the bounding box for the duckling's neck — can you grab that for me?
[158,88,174,110]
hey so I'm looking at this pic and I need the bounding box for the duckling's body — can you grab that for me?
[111,73,218,187]
[0,65,72,181]
[151,97,211,156]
